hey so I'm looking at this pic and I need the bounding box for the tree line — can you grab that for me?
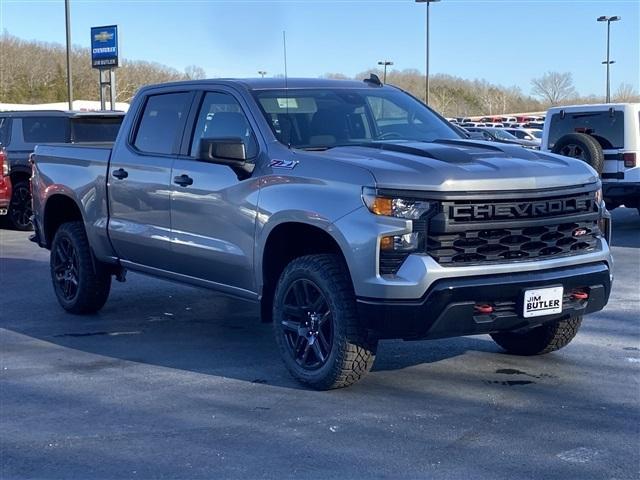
[327,69,639,117]
[1,32,637,116]
[0,33,205,104]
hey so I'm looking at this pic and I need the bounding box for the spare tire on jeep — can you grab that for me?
[551,133,604,175]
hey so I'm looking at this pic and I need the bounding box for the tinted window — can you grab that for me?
[254,88,459,149]
[190,92,258,158]
[548,111,624,149]
[22,116,69,143]
[0,117,10,146]
[134,92,190,154]
[71,117,123,142]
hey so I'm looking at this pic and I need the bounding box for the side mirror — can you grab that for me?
[198,137,247,165]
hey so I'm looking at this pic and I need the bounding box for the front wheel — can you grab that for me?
[273,254,377,390]
[491,316,582,356]
[50,221,111,314]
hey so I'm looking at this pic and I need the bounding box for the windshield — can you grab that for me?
[253,88,461,149]
[486,128,517,141]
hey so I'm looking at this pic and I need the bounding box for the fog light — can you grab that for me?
[381,233,420,252]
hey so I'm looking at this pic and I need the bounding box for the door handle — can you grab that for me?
[112,168,128,180]
[173,174,193,187]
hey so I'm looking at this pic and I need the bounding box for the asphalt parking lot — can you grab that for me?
[1,208,638,480]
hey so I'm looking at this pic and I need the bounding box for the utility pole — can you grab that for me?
[65,0,73,110]
[415,0,441,105]
[597,15,621,103]
[377,61,393,83]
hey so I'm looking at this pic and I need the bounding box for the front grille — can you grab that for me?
[425,191,601,267]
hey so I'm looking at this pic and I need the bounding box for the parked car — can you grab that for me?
[522,122,545,130]
[504,128,543,145]
[0,147,11,217]
[542,103,640,213]
[464,127,539,148]
[31,77,612,389]
[0,110,124,230]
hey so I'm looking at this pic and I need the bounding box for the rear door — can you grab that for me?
[108,91,193,270]
[168,88,262,295]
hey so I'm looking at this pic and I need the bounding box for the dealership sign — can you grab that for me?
[91,25,118,68]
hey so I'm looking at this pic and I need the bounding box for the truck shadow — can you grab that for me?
[1,257,507,390]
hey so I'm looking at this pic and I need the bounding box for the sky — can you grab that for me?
[1,0,639,97]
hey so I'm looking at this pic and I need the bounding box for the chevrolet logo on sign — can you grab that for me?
[94,31,114,42]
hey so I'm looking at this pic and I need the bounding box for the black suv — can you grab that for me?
[0,110,124,230]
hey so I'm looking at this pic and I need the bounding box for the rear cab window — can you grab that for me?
[548,110,624,150]
[133,92,191,155]
[71,117,123,143]
[22,116,70,143]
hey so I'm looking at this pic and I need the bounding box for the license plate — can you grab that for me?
[523,286,563,318]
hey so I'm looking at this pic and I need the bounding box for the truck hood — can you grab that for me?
[319,139,598,192]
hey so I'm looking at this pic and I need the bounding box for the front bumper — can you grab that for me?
[357,262,611,340]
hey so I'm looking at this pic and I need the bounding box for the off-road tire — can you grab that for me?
[273,254,377,390]
[50,221,111,314]
[491,315,582,356]
[8,181,33,231]
[552,133,604,175]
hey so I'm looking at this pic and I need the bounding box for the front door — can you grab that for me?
[169,90,261,296]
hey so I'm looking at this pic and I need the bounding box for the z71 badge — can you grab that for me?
[269,159,299,169]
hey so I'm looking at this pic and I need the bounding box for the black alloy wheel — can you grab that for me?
[51,236,80,302]
[280,278,333,370]
[9,181,33,230]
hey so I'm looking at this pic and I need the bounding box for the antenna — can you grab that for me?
[282,30,291,148]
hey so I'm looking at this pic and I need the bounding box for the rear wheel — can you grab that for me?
[8,181,33,231]
[50,221,111,314]
[491,315,582,355]
[551,133,604,175]
[273,254,377,390]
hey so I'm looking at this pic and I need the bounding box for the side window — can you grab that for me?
[367,97,409,124]
[22,116,69,143]
[190,92,258,158]
[0,117,10,146]
[133,92,191,155]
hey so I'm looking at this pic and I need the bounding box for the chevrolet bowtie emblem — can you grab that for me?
[94,31,114,42]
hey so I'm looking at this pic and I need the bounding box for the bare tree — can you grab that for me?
[184,65,206,80]
[531,71,576,106]
[614,83,640,103]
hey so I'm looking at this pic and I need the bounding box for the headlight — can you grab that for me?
[362,188,436,275]
[594,188,603,205]
[362,187,435,219]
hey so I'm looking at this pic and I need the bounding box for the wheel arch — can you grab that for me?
[43,194,84,248]
[258,220,352,322]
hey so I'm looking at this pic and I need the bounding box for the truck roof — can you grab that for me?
[141,77,389,92]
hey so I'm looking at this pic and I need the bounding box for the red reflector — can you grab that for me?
[571,291,589,300]
[623,152,636,168]
[474,304,494,314]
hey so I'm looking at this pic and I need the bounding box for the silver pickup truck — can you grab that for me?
[31,77,613,389]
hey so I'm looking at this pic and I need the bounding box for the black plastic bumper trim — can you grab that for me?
[357,262,611,340]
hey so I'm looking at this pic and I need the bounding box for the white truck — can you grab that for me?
[542,103,640,213]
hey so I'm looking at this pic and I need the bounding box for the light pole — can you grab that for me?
[597,15,621,103]
[416,0,440,105]
[377,61,393,83]
[64,0,73,110]
[258,70,267,78]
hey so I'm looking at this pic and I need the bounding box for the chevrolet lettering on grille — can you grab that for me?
[450,197,593,221]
